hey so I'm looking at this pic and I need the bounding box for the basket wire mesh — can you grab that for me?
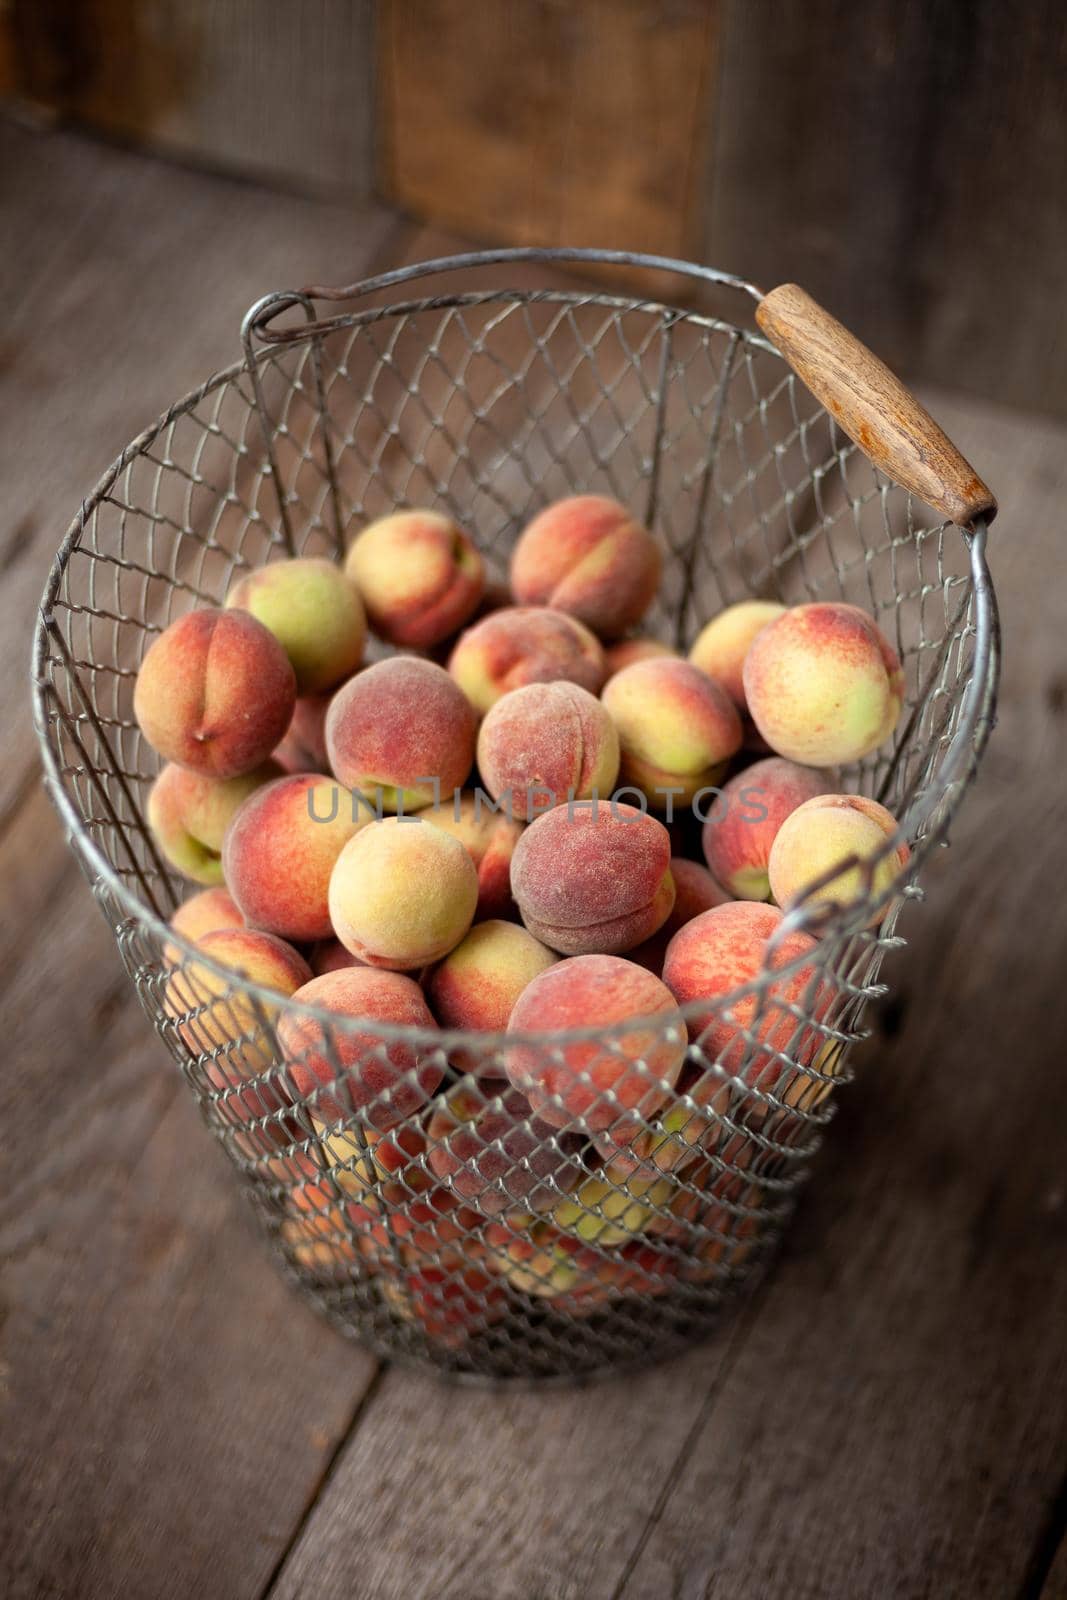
[32,249,998,1382]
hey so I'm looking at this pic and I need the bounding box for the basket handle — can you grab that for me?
[756,284,997,528]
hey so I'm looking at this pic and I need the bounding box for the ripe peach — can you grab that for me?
[309,938,364,976]
[601,658,742,805]
[506,954,685,1132]
[426,920,558,1060]
[702,756,829,901]
[510,800,675,955]
[421,791,524,919]
[447,605,606,715]
[509,495,661,637]
[625,857,733,974]
[134,607,296,778]
[688,600,786,712]
[662,901,829,1090]
[767,793,910,928]
[226,557,366,695]
[426,1081,582,1216]
[477,681,619,820]
[163,885,244,966]
[325,656,476,812]
[273,693,332,773]
[222,772,368,942]
[328,817,479,970]
[743,602,905,765]
[277,967,442,1130]
[381,1254,507,1347]
[604,637,678,678]
[344,509,484,648]
[552,1163,676,1246]
[148,761,279,885]
[592,1086,728,1185]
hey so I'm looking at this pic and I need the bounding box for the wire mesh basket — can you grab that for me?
[32,248,999,1383]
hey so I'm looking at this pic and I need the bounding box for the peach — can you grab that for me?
[421,791,524,919]
[767,793,910,928]
[476,682,620,820]
[134,607,296,778]
[484,1222,594,1298]
[551,1163,676,1246]
[325,656,476,812]
[510,800,675,955]
[702,756,829,901]
[381,1255,507,1347]
[592,1086,727,1186]
[273,694,332,773]
[163,885,244,966]
[604,636,678,678]
[448,605,606,715]
[628,856,733,973]
[426,919,558,1056]
[662,901,829,1090]
[222,773,368,942]
[506,954,685,1132]
[226,557,366,694]
[328,817,479,970]
[344,509,485,648]
[601,658,743,805]
[743,602,905,765]
[148,761,281,885]
[426,1081,582,1216]
[509,495,661,637]
[688,600,786,712]
[277,967,442,1130]
[309,938,364,976]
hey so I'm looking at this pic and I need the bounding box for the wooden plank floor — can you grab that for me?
[2,119,1066,1600]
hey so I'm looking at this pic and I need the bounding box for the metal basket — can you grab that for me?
[31,248,999,1383]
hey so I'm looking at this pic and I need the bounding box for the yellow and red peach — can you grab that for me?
[134,607,296,778]
[551,1162,676,1246]
[604,636,678,678]
[148,760,280,885]
[627,856,733,974]
[222,772,368,942]
[426,1081,582,1216]
[447,605,606,715]
[273,693,333,774]
[662,901,828,1089]
[509,495,661,637]
[277,966,442,1130]
[592,1087,727,1186]
[325,656,476,812]
[421,791,524,919]
[309,937,364,976]
[767,792,909,927]
[743,602,905,765]
[602,658,743,805]
[477,681,620,820]
[688,600,786,712]
[226,557,366,695]
[506,953,685,1132]
[328,817,479,970]
[426,919,557,1050]
[165,885,245,960]
[344,509,484,648]
[510,800,675,955]
[702,756,829,901]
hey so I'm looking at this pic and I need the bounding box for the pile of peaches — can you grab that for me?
[138,495,910,1341]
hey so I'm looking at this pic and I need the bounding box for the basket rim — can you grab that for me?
[30,260,1001,1050]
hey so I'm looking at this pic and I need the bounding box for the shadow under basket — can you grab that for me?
[31,249,1000,1383]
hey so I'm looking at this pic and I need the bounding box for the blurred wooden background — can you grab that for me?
[4,0,1066,418]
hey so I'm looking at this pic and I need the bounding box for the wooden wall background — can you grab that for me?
[4,0,1066,418]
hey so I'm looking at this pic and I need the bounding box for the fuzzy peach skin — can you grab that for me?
[147,760,280,885]
[226,557,366,695]
[477,681,620,820]
[134,607,296,778]
[662,901,829,1090]
[163,886,244,966]
[742,601,905,766]
[344,509,485,649]
[325,656,477,812]
[604,636,678,678]
[506,954,686,1132]
[277,967,442,1130]
[421,791,524,919]
[329,817,479,970]
[767,793,910,928]
[273,693,333,773]
[688,600,786,712]
[426,1081,582,1216]
[426,920,558,1067]
[509,495,661,637]
[626,857,732,974]
[309,938,365,976]
[222,772,369,942]
[510,800,675,955]
[601,658,743,805]
[701,756,829,901]
[447,605,606,716]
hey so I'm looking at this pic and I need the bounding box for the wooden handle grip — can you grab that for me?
[755,284,997,526]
